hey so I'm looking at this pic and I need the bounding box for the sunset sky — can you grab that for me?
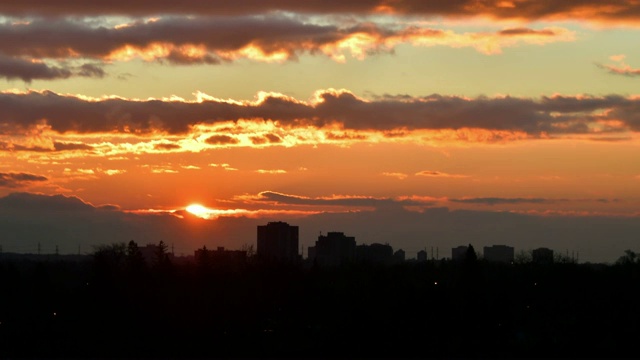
[1,1,639,262]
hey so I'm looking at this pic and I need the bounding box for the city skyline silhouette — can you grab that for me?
[1,1,640,357]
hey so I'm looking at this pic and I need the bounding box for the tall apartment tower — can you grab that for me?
[309,231,356,266]
[484,245,515,263]
[257,221,299,261]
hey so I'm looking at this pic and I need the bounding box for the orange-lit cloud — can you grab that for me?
[450,197,560,205]
[204,135,240,146]
[596,55,640,77]
[241,191,436,209]
[256,169,287,174]
[415,170,469,178]
[1,89,639,161]
[208,163,238,171]
[381,172,409,180]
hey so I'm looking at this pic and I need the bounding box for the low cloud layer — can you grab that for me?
[251,191,431,208]
[451,197,558,205]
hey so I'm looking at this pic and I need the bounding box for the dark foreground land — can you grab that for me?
[1,254,639,358]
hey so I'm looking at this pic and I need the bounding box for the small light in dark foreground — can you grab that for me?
[53,312,57,316]
[434,281,438,285]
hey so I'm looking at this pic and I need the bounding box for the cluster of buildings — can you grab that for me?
[256,221,556,266]
[449,244,556,264]
[257,221,405,266]
[450,245,516,263]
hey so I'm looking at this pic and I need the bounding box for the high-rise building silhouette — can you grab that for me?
[484,245,514,263]
[451,245,468,261]
[356,243,394,264]
[532,247,554,264]
[257,221,299,261]
[393,249,405,263]
[308,231,356,266]
[417,249,428,262]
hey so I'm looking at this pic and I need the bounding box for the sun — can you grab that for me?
[186,204,209,218]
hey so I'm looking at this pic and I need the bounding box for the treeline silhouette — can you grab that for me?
[1,241,639,358]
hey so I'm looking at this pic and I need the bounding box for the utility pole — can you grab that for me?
[38,242,41,255]
[55,245,59,256]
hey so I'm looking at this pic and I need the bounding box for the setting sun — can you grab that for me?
[186,204,209,218]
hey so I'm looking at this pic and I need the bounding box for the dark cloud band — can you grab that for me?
[0,1,638,23]
[0,90,637,136]
[0,172,48,188]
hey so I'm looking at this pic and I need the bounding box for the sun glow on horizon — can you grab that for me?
[186,204,209,218]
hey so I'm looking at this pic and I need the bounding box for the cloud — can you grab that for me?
[0,55,71,82]
[1,1,639,24]
[204,135,240,145]
[0,55,106,82]
[498,28,557,36]
[256,169,287,174]
[53,141,94,151]
[596,56,640,77]
[0,192,92,210]
[250,133,282,145]
[0,18,574,66]
[209,163,238,171]
[154,143,181,150]
[249,191,432,208]
[381,172,409,180]
[415,170,468,178]
[0,172,48,188]
[76,63,107,78]
[0,140,94,152]
[450,197,561,205]
[150,168,178,174]
[1,89,639,138]
[103,169,125,176]
[97,204,120,211]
